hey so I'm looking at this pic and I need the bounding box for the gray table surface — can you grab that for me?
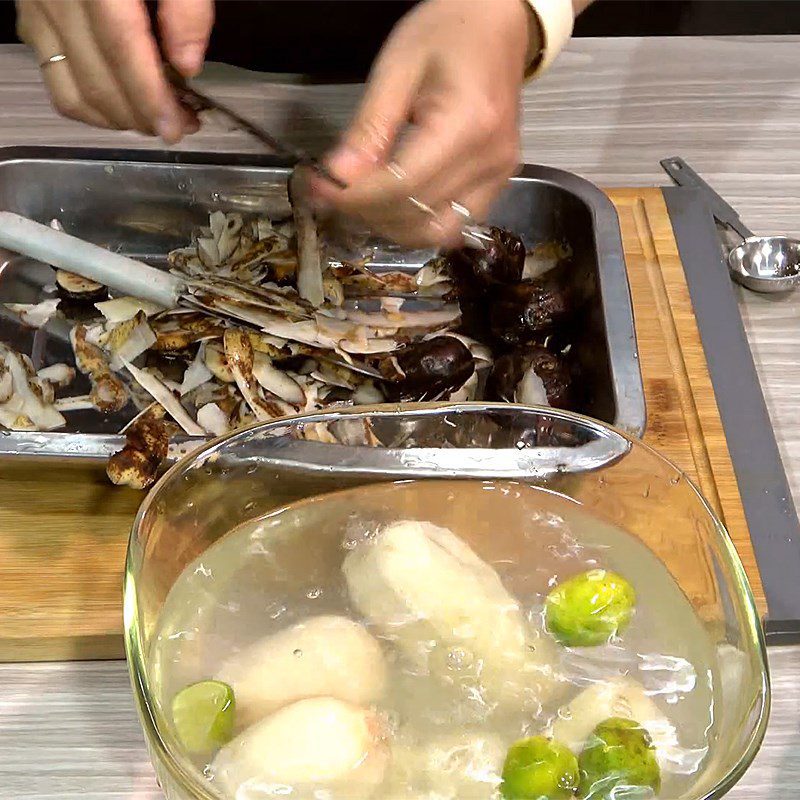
[0,35,798,799]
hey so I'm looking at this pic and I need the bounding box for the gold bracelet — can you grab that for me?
[521,0,574,80]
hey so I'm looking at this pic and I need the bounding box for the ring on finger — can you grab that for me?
[39,53,67,69]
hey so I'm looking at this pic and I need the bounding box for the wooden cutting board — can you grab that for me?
[0,187,766,663]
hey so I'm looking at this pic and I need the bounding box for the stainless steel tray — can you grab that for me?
[0,146,645,463]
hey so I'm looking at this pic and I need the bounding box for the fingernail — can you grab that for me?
[156,113,182,144]
[173,43,205,77]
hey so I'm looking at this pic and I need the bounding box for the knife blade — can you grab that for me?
[165,65,347,189]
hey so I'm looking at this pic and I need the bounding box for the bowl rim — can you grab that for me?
[123,401,771,800]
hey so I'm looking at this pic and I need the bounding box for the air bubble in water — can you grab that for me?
[342,538,359,551]
[446,646,473,670]
[267,602,286,619]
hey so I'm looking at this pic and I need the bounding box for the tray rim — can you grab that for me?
[0,146,646,463]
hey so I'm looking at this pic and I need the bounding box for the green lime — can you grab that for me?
[171,680,235,755]
[578,717,661,800]
[501,735,579,799]
[545,569,636,647]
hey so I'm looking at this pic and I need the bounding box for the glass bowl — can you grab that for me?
[124,403,769,800]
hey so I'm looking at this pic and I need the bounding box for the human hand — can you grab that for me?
[312,0,536,248]
[16,0,214,142]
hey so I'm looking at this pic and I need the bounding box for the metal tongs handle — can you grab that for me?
[660,156,754,240]
[0,212,183,307]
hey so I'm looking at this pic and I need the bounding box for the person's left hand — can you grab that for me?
[312,0,536,248]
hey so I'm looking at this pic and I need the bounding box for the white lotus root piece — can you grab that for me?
[210,697,389,799]
[548,678,681,771]
[215,615,387,728]
[389,732,505,800]
[343,519,561,712]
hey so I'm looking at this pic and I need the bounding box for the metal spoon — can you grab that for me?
[661,157,800,293]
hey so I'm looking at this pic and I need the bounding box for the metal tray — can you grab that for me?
[0,146,645,463]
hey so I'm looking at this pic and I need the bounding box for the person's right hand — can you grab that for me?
[16,0,214,142]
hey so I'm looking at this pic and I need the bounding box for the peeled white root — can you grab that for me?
[215,615,387,728]
[389,732,505,800]
[210,697,388,799]
[342,520,560,713]
[548,678,681,770]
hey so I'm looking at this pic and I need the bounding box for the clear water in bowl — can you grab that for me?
[148,479,718,800]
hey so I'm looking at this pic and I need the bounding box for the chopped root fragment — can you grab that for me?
[107,404,169,489]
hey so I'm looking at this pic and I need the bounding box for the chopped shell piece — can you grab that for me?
[122,359,205,436]
[180,345,214,395]
[0,348,66,430]
[36,363,76,387]
[289,169,325,307]
[5,298,60,329]
[99,311,157,369]
[197,402,230,436]
[223,329,293,421]
[95,296,164,322]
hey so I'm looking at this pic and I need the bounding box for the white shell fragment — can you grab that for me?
[122,359,204,436]
[518,365,550,406]
[5,298,60,329]
[36,363,75,387]
[216,615,387,728]
[95,296,163,322]
[0,348,65,430]
[210,697,389,798]
[223,329,293,421]
[53,395,96,412]
[252,353,305,406]
[99,312,156,370]
[180,344,213,396]
[290,169,325,308]
[196,402,229,436]
[0,366,12,403]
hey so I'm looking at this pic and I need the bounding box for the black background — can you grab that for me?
[3,1,800,79]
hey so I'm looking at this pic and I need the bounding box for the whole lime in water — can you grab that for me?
[545,569,636,647]
[171,680,235,755]
[501,735,579,799]
[578,717,661,800]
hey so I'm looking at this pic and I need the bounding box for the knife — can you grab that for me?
[165,65,347,189]
[166,67,491,250]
